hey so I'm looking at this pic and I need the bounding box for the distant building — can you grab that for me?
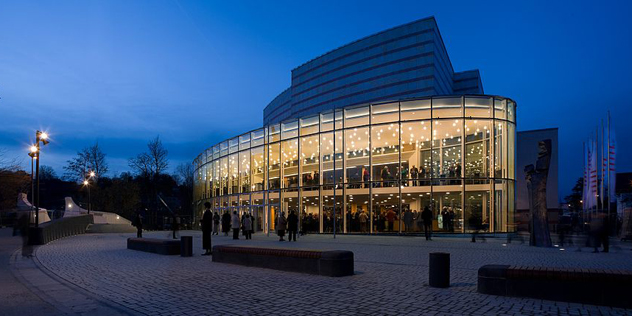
[516,128,560,232]
[616,172,632,213]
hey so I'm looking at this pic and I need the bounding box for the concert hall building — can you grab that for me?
[193,17,516,235]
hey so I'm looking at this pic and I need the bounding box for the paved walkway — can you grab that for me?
[22,230,632,315]
[0,228,134,315]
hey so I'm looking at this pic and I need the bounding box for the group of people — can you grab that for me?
[274,210,299,241]
[301,171,321,188]
[199,202,256,256]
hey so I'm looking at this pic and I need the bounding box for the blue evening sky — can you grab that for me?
[1,0,631,197]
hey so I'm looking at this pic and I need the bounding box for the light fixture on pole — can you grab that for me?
[83,178,91,214]
[33,130,49,228]
[28,146,38,224]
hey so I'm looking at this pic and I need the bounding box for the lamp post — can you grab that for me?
[28,146,37,224]
[84,171,96,214]
[32,131,49,228]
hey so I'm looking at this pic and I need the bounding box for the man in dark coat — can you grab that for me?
[287,210,299,242]
[422,206,433,241]
[134,212,143,238]
[221,211,231,236]
[201,202,213,255]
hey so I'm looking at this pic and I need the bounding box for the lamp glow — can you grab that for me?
[83,180,89,185]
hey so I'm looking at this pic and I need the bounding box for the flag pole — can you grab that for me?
[607,112,611,218]
[601,119,605,212]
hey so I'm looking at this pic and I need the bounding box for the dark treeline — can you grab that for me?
[0,137,194,230]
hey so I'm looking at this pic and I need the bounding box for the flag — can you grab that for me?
[609,129,616,201]
[582,142,588,210]
[588,139,598,209]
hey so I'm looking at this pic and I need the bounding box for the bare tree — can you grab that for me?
[39,165,58,181]
[0,148,21,174]
[129,136,169,179]
[175,162,194,187]
[64,142,108,181]
[0,148,29,210]
[87,142,108,178]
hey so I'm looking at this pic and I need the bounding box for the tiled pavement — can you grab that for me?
[27,231,632,315]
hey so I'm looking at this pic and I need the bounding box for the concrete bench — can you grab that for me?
[478,264,632,309]
[127,238,180,255]
[212,245,354,277]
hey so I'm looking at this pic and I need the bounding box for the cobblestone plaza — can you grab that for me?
[13,231,631,315]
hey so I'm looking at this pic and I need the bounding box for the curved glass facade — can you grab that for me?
[194,95,516,234]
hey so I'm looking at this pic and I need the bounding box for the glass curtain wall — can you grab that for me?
[193,95,516,235]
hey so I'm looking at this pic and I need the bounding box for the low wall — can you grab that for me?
[478,264,632,309]
[127,238,181,255]
[212,245,354,277]
[29,214,94,245]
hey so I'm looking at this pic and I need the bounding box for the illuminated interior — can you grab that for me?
[194,95,516,234]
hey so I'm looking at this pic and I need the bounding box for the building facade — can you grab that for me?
[193,17,516,235]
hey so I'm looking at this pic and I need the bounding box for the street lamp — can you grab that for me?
[31,130,49,227]
[83,171,96,214]
[28,146,38,224]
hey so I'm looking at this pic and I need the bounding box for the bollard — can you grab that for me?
[181,236,193,257]
[429,252,450,288]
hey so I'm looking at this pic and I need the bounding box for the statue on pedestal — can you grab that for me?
[525,139,552,247]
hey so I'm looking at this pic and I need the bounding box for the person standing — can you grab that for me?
[243,214,252,240]
[601,213,610,253]
[16,213,32,257]
[212,211,220,235]
[441,207,449,232]
[171,212,180,239]
[422,206,433,241]
[200,202,213,256]
[359,210,368,233]
[403,208,413,233]
[381,166,390,187]
[221,211,231,236]
[134,212,143,238]
[386,209,396,232]
[276,212,287,241]
[363,167,370,188]
[231,211,240,240]
[410,165,419,186]
[287,210,299,242]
